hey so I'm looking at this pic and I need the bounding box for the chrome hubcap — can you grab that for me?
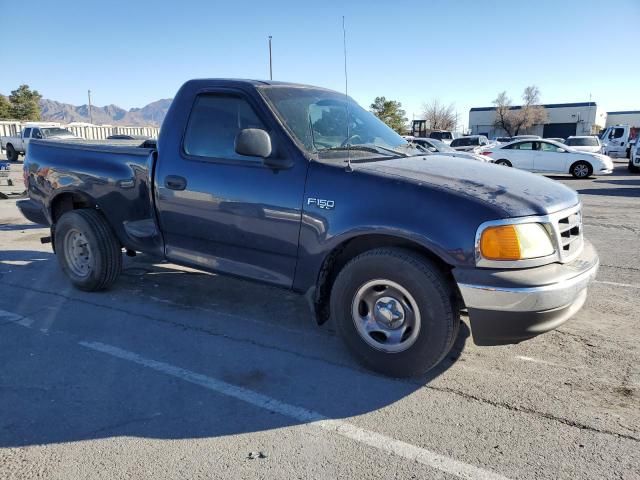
[63,229,93,278]
[351,279,421,353]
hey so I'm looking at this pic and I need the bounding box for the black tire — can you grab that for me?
[495,159,512,167]
[6,144,18,162]
[54,209,122,291]
[570,161,593,179]
[629,159,640,173]
[331,248,458,377]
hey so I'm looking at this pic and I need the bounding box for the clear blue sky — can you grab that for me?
[3,0,639,129]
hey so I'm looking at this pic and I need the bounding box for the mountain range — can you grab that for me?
[39,98,172,127]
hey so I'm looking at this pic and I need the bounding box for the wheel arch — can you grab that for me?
[311,233,458,325]
[49,191,122,250]
[569,159,593,176]
[496,159,512,167]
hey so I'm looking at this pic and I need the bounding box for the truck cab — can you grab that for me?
[600,124,638,158]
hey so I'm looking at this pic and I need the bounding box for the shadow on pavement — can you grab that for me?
[0,223,47,231]
[592,178,640,186]
[576,187,640,197]
[0,250,470,448]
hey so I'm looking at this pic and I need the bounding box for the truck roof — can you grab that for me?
[183,78,336,91]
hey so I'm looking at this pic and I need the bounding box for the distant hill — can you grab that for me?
[39,98,172,127]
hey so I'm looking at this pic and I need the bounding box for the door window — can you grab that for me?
[183,94,267,161]
[539,142,562,152]
[31,129,43,139]
[510,141,534,150]
[22,128,32,138]
[612,128,624,139]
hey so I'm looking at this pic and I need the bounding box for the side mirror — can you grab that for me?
[235,128,272,158]
[557,148,566,153]
[428,146,437,152]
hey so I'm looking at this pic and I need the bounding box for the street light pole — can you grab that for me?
[87,89,93,124]
[268,36,273,80]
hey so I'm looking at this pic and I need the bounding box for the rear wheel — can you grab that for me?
[331,248,458,377]
[570,161,593,178]
[495,159,512,167]
[5,144,18,162]
[54,209,122,291]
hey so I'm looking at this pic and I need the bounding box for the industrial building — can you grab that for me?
[469,102,598,139]
[605,111,640,127]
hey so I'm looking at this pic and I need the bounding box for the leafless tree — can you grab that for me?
[493,86,547,136]
[422,99,456,131]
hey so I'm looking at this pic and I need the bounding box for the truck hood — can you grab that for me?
[356,155,579,218]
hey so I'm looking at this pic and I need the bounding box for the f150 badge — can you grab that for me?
[307,197,335,210]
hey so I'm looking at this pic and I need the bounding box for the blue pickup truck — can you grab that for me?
[18,79,599,377]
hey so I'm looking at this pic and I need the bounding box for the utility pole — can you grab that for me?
[87,89,93,124]
[268,36,273,80]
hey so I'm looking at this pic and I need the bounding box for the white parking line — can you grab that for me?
[594,280,640,289]
[515,355,562,368]
[80,340,510,480]
[0,304,511,480]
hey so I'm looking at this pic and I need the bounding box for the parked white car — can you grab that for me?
[1,125,77,161]
[564,136,603,154]
[478,139,613,178]
[406,137,491,162]
[426,130,462,145]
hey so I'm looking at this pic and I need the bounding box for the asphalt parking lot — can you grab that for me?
[0,159,638,480]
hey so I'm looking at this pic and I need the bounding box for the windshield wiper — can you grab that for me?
[317,143,408,158]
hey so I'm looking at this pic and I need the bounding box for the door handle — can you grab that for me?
[164,175,187,191]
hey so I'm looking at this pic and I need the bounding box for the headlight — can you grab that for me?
[479,223,555,261]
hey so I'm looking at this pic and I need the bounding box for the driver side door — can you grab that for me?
[154,91,308,288]
[534,141,570,173]
[500,141,535,171]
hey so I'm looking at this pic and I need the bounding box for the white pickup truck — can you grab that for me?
[600,124,639,158]
[1,124,77,161]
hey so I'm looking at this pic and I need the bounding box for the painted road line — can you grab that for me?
[1,307,510,479]
[79,340,511,480]
[594,280,640,289]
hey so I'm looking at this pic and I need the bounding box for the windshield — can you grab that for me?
[425,138,455,152]
[429,131,452,141]
[260,86,411,160]
[565,137,599,147]
[41,128,74,138]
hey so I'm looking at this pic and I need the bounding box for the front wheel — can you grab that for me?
[495,159,512,167]
[570,161,593,178]
[54,209,122,291]
[629,159,640,173]
[331,248,458,377]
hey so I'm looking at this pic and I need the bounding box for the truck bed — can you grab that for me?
[23,138,163,256]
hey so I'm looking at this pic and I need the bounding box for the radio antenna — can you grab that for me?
[342,16,353,172]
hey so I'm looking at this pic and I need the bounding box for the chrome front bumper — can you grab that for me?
[453,240,599,345]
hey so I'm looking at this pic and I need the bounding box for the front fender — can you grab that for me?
[292,161,500,293]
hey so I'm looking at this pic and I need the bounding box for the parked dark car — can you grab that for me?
[106,134,156,149]
[106,134,150,140]
[450,135,490,151]
[18,79,599,377]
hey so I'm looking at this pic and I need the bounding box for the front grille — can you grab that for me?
[552,207,583,262]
